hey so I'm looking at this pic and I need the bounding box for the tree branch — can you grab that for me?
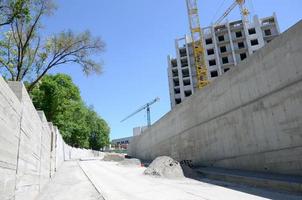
[0,60,15,79]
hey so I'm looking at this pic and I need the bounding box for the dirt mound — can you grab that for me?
[102,153,125,162]
[118,158,141,167]
[144,156,184,179]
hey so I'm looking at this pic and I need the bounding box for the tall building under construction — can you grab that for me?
[167,14,280,108]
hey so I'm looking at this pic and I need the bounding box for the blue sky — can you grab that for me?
[43,0,302,140]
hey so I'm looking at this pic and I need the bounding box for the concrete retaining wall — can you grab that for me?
[128,21,302,176]
[0,78,101,200]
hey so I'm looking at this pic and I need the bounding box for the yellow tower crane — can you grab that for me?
[185,0,249,90]
[185,0,209,89]
[214,0,249,25]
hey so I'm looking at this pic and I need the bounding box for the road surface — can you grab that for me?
[36,160,301,200]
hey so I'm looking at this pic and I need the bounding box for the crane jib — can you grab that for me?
[120,97,160,127]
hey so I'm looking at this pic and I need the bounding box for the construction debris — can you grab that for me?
[181,165,200,179]
[144,156,184,179]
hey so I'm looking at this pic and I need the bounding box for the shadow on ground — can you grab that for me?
[181,166,302,200]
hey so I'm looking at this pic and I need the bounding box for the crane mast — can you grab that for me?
[186,0,209,89]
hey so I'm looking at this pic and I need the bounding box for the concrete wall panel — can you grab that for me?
[9,82,43,200]
[128,21,302,176]
[37,111,51,190]
[0,77,103,200]
[0,77,20,200]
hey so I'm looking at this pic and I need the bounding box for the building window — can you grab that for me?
[179,48,187,57]
[218,35,225,42]
[240,53,247,61]
[175,98,181,104]
[183,79,191,86]
[208,59,216,66]
[174,88,180,94]
[182,67,189,77]
[182,72,189,78]
[238,42,245,49]
[210,70,218,77]
[181,58,188,67]
[184,90,192,97]
[264,29,272,36]
[172,71,178,77]
[248,28,256,35]
[224,68,230,72]
[174,80,179,87]
[235,31,242,38]
[222,57,229,64]
[171,60,177,68]
[250,39,259,46]
[207,48,214,55]
[267,40,271,43]
[220,46,227,53]
[205,38,213,45]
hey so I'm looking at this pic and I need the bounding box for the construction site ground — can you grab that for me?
[36,159,302,200]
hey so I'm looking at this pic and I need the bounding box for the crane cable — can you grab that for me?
[248,0,255,21]
[211,0,227,24]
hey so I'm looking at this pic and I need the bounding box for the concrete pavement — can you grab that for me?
[35,161,103,200]
[78,160,301,200]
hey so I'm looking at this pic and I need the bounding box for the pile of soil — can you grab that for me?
[102,153,125,162]
[118,158,141,167]
[144,156,184,179]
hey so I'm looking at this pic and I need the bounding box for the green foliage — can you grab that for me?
[87,107,110,150]
[0,0,105,92]
[31,73,110,149]
[0,0,30,27]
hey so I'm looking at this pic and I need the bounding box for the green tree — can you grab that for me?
[31,73,110,149]
[87,107,110,150]
[0,0,105,92]
[0,0,30,27]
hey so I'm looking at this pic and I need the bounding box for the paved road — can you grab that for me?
[36,161,103,200]
[35,159,301,200]
[79,160,301,200]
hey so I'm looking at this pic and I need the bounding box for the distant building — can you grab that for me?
[111,126,148,150]
[167,14,280,108]
[111,136,132,150]
[133,126,148,136]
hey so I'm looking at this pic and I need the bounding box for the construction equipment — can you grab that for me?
[214,0,249,25]
[120,97,160,127]
[185,0,209,89]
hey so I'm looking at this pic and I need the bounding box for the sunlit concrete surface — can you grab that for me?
[79,160,301,200]
[35,161,103,200]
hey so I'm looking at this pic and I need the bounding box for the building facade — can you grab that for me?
[111,136,133,150]
[111,126,147,150]
[168,14,280,108]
